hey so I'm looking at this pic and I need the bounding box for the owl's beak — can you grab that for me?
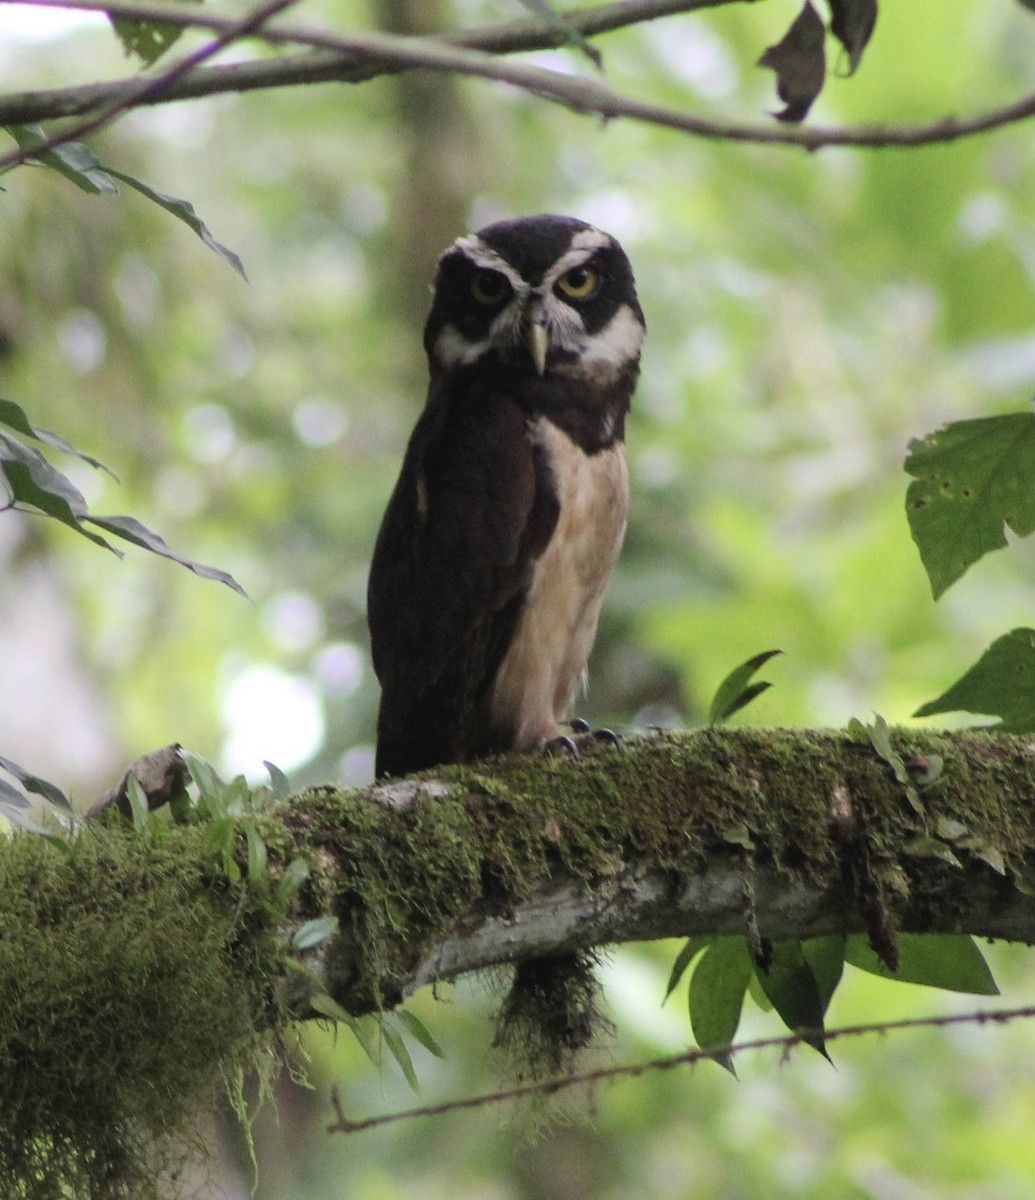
[525,314,549,376]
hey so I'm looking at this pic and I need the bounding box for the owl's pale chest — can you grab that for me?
[489,416,628,750]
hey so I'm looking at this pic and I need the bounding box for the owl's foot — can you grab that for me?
[544,720,622,759]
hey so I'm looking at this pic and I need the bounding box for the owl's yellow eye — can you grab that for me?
[470,270,510,305]
[556,266,599,300]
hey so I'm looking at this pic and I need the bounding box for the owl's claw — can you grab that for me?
[546,734,580,758]
[545,722,623,759]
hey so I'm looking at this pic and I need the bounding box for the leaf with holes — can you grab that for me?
[914,628,1035,732]
[906,412,1035,598]
[757,1,827,122]
[110,13,186,64]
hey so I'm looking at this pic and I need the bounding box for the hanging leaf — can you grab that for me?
[3,124,118,194]
[709,649,782,724]
[845,933,999,995]
[689,937,752,1074]
[382,1023,421,1093]
[110,15,185,65]
[664,936,710,1003]
[0,754,72,810]
[905,412,1035,599]
[914,628,1035,732]
[757,1,827,123]
[397,1009,446,1058]
[86,514,247,596]
[828,0,878,74]
[753,941,829,1058]
[801,935,846,1012]
[105,169,248,280]
[0,396,116,476]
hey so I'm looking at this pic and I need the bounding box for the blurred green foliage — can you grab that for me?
[4,0,1035,1195]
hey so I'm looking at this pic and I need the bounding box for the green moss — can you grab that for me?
[0,824,285,1200]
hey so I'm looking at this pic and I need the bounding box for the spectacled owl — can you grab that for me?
[368,214,645,779]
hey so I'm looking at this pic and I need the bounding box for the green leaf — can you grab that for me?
[105,169,247,280]
[914,628,1035,732]
[308,995,381,1065]
[0,433,116,552]
[0,754,72,810]
[664,937,710,1003]
[264,760,292,801]
[689,937,752,1073]
[905,412,1035,598]
[0,397,116,477]
[110,14,185,65]
[243,821,268,886]
[275,858,310,905]
[397,1009,445,1058]
[124,774,151,836]
[3,124,118,193]
[382,1023,420,1093]
[801,935,846,1013]
[291,916,339,951]
[709,649,782,724]
[753,941,828,1057]
[180,750,227,805]
[87,513,247,596]
[845,933,999,995]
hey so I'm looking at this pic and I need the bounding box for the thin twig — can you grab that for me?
[0,0,306,173]
[327,1004,1035,1134]
[2,0,1035,151]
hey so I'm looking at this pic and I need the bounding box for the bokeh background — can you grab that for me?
[4,1,1035,1196]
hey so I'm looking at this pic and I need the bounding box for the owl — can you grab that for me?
[368,214,645,779]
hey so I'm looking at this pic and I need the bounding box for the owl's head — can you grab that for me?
[424,214,645,384]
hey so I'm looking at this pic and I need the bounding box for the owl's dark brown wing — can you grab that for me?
[368,372,559,778]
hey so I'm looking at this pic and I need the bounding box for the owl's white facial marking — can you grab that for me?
[430,224,643,384]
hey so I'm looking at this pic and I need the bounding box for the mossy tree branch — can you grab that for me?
[4,726,1034,1196]
[270,727,1035,1013]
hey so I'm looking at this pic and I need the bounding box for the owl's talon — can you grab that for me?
[593,727,622,750]
[567,718,591,734]
[546,735,580,758]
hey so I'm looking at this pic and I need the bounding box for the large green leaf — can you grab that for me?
[914,628,1035,732]
[689,937,752,1073]
[753,941,828,1057]
[845,933,999,995]
[905,412,1035,598]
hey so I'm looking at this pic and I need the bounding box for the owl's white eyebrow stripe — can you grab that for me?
[450,236,528,291]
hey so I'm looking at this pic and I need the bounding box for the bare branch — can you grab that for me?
[3,0,1035,151]
[330,1005,1035,1134]
[0,0,307,172]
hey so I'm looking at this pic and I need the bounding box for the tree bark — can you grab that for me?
[272,727,1035,1013]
